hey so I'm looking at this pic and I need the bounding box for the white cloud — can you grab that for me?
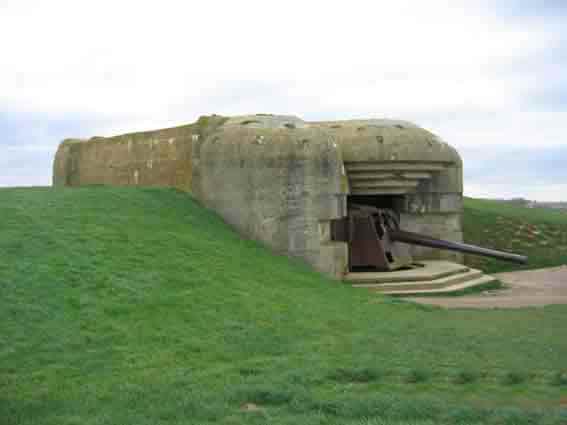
[1,0,566,198]
[422,110,567,151]
[0,1,554,118]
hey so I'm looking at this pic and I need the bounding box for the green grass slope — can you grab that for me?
[463,197,567,273]
[1,187,566,425]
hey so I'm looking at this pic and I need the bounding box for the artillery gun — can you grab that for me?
[341,203,527,272]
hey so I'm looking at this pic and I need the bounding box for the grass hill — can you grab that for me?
[463,197,567,273]
[1,187,566,425]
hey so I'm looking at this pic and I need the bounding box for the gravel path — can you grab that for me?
[407,265,567,309]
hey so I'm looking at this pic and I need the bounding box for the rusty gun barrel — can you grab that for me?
[390,229,528,265]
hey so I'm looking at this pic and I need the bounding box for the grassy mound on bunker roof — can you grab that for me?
[1,187,566,425]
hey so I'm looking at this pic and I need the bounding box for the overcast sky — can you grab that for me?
[1,0,566,201]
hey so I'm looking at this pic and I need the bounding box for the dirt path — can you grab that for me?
[407,265,567,309]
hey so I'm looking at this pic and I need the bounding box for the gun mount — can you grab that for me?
[335,204,527,272]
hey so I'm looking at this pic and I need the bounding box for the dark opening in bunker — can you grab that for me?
[331,194,406,272]
[347,194,405,210]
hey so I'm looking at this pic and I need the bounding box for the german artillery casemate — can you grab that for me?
[53,114,526,294]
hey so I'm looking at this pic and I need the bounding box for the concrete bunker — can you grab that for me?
[54,114,524,293]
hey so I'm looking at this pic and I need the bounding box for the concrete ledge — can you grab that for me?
[344,261,470,283]
[352,269,484,291]
[345,260,496,295]
[380,275,497,295]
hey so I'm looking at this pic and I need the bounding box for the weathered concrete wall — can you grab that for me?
[398,165,463,263]
[53,125,195,191]
[52,117,228,191]
[192,118,349,277]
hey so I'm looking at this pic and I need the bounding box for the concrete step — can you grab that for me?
[345,261,471,284]
[350,180,420,188]
[380,275,497,295]
[345,162,448,172]
[348,172,433,180]
[351,268,484,292]
[350,188,413,195]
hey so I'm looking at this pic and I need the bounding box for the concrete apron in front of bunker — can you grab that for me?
[52,114,527,295]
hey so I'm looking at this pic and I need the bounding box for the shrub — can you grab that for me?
[452,370,477,384]
[404,369,429,384]
[501,371,525,385]
[327,367,380,383]
[550,371,567,387]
